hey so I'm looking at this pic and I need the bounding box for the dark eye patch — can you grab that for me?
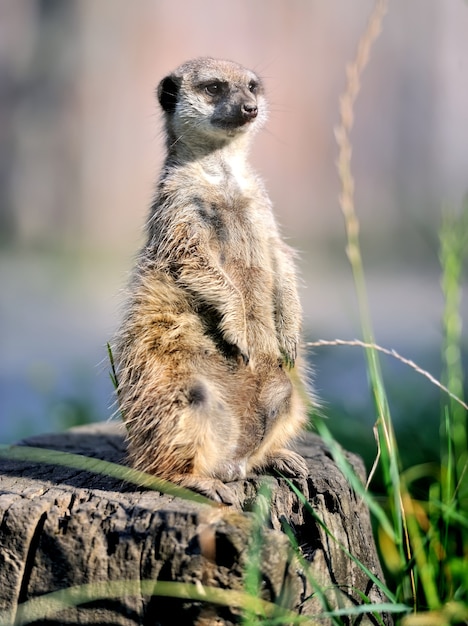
[203,81,226,97]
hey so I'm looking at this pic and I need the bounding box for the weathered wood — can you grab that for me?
[0,423,391,625]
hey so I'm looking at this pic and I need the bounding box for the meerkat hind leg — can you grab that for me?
[176,474,239,506]
[247,367,310,480]
[261,448,309,479]
[170,377,244,504]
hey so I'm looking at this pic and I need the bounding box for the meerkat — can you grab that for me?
[115,57,310,502]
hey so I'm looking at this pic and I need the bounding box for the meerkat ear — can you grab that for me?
[157,75,180,114]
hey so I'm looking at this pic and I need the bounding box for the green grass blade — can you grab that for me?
[0,580,317,626]
[281,520,344,626]
[313,416,396,541]
[281,475,398,605]
[0,444,218,507]
[106,341,119,391]
[322,602,409,619]
[242,481,273,626]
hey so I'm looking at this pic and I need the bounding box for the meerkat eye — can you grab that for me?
[248,80,258,94]
[205,82,222,96]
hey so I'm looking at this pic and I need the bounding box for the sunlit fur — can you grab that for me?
[115,58,311,501]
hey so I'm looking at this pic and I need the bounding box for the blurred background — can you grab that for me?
[0,0,467,470]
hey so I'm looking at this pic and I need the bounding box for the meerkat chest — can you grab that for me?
[201,187,273,268]
[197,163,274,263]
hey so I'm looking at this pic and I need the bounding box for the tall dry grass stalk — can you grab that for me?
[333,0,402,513]
[335,0,389,334]
[333,0,420,605]
[334,0,392,427]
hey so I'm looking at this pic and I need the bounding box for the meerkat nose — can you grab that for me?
[241,103,258,120]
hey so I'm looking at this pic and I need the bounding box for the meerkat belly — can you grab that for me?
[214,201,276,313]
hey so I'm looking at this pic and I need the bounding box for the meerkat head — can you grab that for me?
[157,57,267,151]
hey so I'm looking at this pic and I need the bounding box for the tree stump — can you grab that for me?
[0,423,391,625]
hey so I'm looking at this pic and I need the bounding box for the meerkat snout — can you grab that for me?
[241,101,258,120]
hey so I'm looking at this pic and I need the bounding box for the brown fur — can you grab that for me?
[115,58,311,501]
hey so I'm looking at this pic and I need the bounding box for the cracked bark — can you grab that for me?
[0,423,392,625]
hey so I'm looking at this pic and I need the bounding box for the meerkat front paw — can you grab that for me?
[264,449,309,479]
[246,323,282,363]
[278,334,299,369]
[223,324,281,368]
[219,321,250,364]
